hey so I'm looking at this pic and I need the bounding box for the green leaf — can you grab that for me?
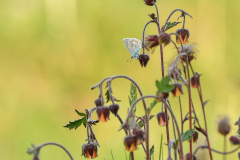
[156,76,174,93]
[150,145,155,157]
[129,83,137,113]
[235,121,238,125]
[138,115,155,128]
[63,117,87,130]
[105,89,110,103]
[75,109,86,117]
[165,21,182,31]
[159,134,163,160]
[180,129,194,142]
[150,99,158,111]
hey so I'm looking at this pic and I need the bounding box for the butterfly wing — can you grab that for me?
[123,38,142,59]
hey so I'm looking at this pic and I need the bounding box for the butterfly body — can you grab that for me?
[123,38,142,59]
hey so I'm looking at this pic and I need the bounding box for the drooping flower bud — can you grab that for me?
[171,83,183,97]
[133,128,145,140]
[156,112,168,126]
[138,54,150,67]
[96,106,110,122]
[109,104,120,116]
[124,135,138,152]
[218,116,231,136]
[229,136,240,145]
[176,28,190,44]
[145,35,159,49]
[82,142,98,159]
[191,74,200,89]
[144,0,156,6]
[94,97,102,106]
[184,153,197,160]
[159,33,171,46]
[192,131,199,143]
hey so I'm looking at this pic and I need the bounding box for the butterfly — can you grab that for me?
[123,38,142,59]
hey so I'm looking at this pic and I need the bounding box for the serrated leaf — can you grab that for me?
[138,115,155,128]
[156,76,174,93]
[64,117,87,130]
[165,21,182,31]
[180,129,194,142]
[129,83,137,113]
[150,145,155,157]
[75,109,86,117]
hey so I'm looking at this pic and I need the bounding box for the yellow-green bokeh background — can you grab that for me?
[0,0,240,159]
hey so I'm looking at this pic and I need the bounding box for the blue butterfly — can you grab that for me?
[123,38,142,59]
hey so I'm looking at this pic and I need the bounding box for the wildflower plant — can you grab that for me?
[27,0,240,160]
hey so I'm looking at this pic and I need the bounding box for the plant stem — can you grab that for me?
[36,142,74,160]
[224,135,227,160]
[142,20,154,54]
[193,145,240,155]
[129,95,184,160]
[186,58,193,160]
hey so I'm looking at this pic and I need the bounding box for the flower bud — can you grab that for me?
[96,106,110,122]
[133,128,145,140]
[109,104,120,116]
[185,153,197,160]
[218,116,231,136]
[156,112,168,126]
[176,28,190,44]
[124,135,138,152]
[159,33,171,46]
[145,35,159,49]
[94,97,102,106]
[192,131,198,143]
[138,54,150,67]
[82,142,98,159]
[229,136,240,145]
[144,0,156,6]
[191,74,200,89]
[171,83,183,97]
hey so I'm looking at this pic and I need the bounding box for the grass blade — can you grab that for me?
[159,134,163,160]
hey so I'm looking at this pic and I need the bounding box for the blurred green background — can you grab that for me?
[0,0,240,159]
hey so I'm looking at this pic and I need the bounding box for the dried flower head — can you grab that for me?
[159,33,171,46]
[229,136,240,145]
[176,28,190,44]
[185,153,197,160]
[82,142,98,159]
[145,35,159,49]
[96,106,110,122]
[171,83,183,97]
[138,54,150,67]
[179,44,197,63]
[124,135,138,152]
[109,104,119,116]
[156,112,168,126]
[144,0,156,6]
[218,116,231,136]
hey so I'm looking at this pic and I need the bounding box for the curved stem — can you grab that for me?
[37,142,74,160]
[182,14,186,28]
[154,3,160,26]
[193,145,240,155]
[169,33,184,50]
[142,20,154,54]
[129,95,184,160]
[164,9,192,31]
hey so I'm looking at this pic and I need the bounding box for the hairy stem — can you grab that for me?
[142,20,154,54]
[193,145,240,155]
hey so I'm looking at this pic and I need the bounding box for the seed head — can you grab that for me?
[144,0,156,6]
[218,116,231,136]
[82,142,98,159]
[176,28,190,44]
[124,135,138,152]
[179,44,197,63]
[138,54,150,67]
[229,136,240,145]
[96,106,110,122]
